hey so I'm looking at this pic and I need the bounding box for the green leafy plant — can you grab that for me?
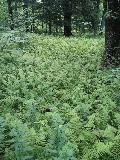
[0,32,120,160]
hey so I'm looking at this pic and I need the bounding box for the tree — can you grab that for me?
[104,0,120,67]
[7,0,14,30]
[63,0,72,37]
[81,0,100,34]
[31,0,36,32]
[47,0,52,34]
[91,0,100,34]
[23,0,29,32]
[100,0,107,32]
[6,0,103,35]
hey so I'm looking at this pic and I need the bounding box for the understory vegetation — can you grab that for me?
[0,32,120,160]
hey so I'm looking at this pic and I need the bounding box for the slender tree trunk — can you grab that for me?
[91,0,100,35]
[48,14,52,34]
[7,0,14,30]
[42,0,44,29]
[63,0,72,37]
[31,0,35,32]
[56,25,58,33]
[104,0,120,67]
[48,0,52,34]
[45,23,48,33]
[15,0,18,12]
[100,0,107,32]
[23,0,29,32]
[14,0,19,28]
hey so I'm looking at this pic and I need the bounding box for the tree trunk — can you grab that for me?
[48,0,52,34]
[104,0,120,67]
[100,0,107,32]
[90,0,100,35]
[15,0,18,12]
[31,0,35,32]
[7,0,14,30]
[63,0,72,37]
[94,0,100,34]
[23,0,29,32]
[42,0,45,29]
[48,14,52,34]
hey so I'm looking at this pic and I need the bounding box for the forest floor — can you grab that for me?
[0,32,120,159]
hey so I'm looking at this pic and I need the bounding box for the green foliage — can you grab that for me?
[45,112,77,160]
[0,32,120,159]
[0,0,7,24]
[1,0,102,34]
[8,118,33,160]
[0,117,5,159]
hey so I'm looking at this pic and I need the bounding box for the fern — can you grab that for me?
[8,118,33,160]
[0,116,5,158]
[45,113,77,160]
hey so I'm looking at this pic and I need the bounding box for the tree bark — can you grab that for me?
[48,14,52,34]
[63,0,72,37]
[31,0,35,32]
[48,0,52,34]
[104,0,120,67]
[23,0,29,32]
[42,0,45,29]
[7,0,14,30]
[100,0,107,31]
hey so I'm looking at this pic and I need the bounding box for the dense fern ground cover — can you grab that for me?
[0,32,120,160]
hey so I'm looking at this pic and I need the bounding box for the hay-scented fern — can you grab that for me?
[0,32,120,159]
